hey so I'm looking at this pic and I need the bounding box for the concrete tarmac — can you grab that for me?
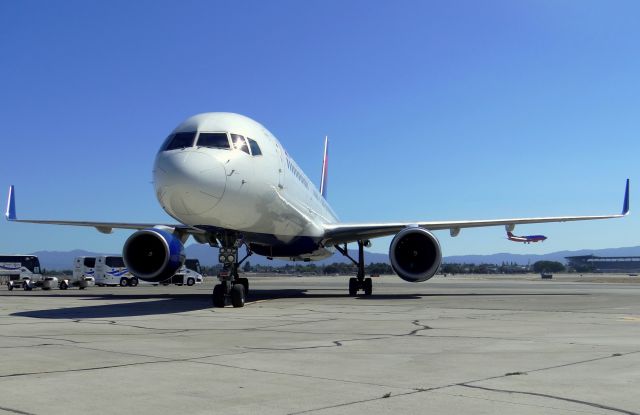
[1,274,639,415]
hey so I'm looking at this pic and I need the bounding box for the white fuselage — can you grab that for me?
[153,113,338,259]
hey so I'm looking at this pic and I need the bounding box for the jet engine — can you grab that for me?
[389,227,442,282]
[123,228,185,282]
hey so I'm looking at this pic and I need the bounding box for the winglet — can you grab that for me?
[622,178,630,215]
[5,185,16,221]
[320,136,329,199]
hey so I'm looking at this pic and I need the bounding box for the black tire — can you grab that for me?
[129,278,139,287]
[348,278,358,296]
[230,284,245,308]
[186,278,195,286]
[212,284,226,307]
[79,286,85,290]
[60,281,68,290]
[238,277,249,295]
[363,278,373,296]
[8,283,13,291]
[119,278,128,287]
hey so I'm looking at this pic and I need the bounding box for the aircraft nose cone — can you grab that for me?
[154,150,226,218]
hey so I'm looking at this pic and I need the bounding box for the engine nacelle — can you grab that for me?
[123,228,185,282]
[389,227,442,283]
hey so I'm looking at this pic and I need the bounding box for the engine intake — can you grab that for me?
[389,227,442,282]
[123,228,185,282]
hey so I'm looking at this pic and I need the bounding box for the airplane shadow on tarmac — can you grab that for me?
[10,289,588,319]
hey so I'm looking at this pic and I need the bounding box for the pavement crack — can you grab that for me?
[407,319,432,335]
[287,350,640,414]
[460,384,639,415]
[0,405,38,415]
[190,359,408,390]
[247,320,432,351]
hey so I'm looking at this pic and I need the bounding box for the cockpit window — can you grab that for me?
[247,138,262,156]
[231,134,250,155]
[163,132,196,150]
[197,132,230,149]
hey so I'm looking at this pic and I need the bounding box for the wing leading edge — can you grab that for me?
[322,179,630,245]
[4,185,204,235]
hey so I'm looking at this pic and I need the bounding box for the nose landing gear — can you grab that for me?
[212,239,252,308]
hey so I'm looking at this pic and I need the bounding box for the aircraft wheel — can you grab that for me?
[7,283,13,291]
[348,278,358,296]
[119,278,129,287]
[212,284,226,308]
[230,284,245,308]
[238,277,249,295]
[363,278,373,296]
[60,281,68,290]
[129,277,139,287]
[186,278,195,286]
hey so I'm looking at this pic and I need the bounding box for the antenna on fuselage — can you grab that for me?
[320,136,329,199]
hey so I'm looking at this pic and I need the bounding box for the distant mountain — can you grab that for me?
[28,245,640,270]
[444,246,640,265]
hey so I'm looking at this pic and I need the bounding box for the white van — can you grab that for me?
[94,256,138,287]
[59,256,96,290]
[161,259,204,286]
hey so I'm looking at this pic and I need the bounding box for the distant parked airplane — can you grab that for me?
[507,231,547,244]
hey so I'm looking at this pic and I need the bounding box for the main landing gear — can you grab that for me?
[335,240,372,296]
[212,235,252,308]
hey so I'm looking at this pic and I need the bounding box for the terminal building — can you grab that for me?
[565,255,640,273]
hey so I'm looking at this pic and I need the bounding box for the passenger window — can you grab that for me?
[247,138,262,156]
[231,134,250,155]
[164,132,196,150]
[197,132,230,149]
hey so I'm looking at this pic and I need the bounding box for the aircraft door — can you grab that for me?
[275,143,285,189]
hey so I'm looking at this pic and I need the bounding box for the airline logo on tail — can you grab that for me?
[320,136,329,199]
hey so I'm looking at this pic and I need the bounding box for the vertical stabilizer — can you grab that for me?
[320,136,329,199]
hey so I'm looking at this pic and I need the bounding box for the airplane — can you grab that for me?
[507,231,547,243]
[4,112,631,308]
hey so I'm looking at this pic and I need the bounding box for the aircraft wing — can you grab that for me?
[4,186,205,235]
[323,179,630,245]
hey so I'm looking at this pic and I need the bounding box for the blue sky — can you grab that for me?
[0,0,637,257]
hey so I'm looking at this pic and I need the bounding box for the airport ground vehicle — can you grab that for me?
[94,255,138,287]
[21,276,59,290]
[161,259,204,286]
[58,256,96,290]
[1,254,52,290]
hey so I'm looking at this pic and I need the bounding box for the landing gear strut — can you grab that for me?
[335,240,372,296]
[212,234,252,308]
